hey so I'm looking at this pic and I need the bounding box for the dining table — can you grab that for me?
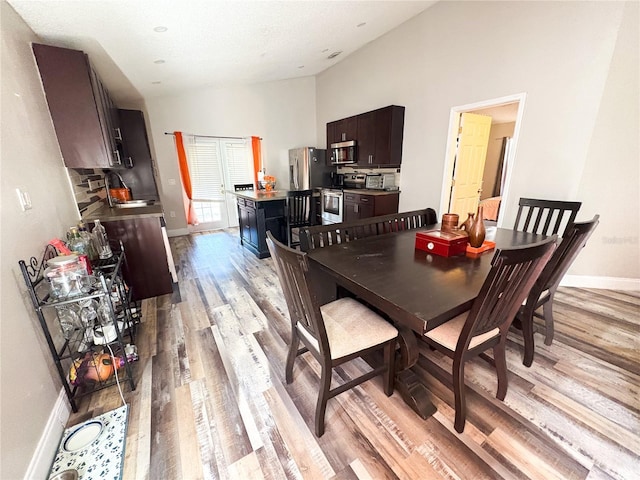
[306,225,547,418]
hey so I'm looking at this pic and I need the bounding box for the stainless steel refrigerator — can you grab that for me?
[289,147,331,190]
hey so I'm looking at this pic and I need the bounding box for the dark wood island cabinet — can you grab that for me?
[235,191,288,258]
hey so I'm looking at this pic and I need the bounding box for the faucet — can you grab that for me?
[104,171,129,207]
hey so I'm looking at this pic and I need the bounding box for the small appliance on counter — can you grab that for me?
[365,173,397,190]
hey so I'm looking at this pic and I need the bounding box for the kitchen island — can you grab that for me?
[233,190,288,258]
[84,202,175,300]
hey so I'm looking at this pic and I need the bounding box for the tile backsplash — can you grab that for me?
[67,168,106,218]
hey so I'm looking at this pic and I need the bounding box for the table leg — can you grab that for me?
[394,325,437,419]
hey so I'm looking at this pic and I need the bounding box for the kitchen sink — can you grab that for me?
[112,200,155,209]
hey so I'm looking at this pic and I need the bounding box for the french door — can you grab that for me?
[185,136,254,231]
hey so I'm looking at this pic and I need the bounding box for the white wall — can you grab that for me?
[315,0,638,282]
[1,2,80,478]
[144,77,317,233]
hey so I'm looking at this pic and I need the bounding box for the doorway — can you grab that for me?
[439,93,526,226]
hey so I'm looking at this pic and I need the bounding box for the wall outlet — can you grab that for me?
[169,211,176,217]
[168,178,176,186]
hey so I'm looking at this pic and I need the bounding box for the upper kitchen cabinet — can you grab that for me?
[356,105,405,166]
[117,109,159,198]
[32,43,125,169]
[327,116,358,145]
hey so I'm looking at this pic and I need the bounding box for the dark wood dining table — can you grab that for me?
[307,226,547,418]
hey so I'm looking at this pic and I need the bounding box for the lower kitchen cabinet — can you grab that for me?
[237,196,287,258]
[344,192,400,222]
[101,216,173,300]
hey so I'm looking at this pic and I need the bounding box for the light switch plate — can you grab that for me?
[16,188,32,211]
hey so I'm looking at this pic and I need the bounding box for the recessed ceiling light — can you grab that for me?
[327,51,342,59]
[151,81,162,84]
[154,59,165,64]
[357,22,366,28]
[153,26,168,32]
[298,65,304,69]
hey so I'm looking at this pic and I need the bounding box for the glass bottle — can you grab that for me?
[67,226,87,255]
[78,221,99,261]
[92,219,112,259]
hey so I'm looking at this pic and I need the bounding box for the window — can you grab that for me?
[185,136,254,229]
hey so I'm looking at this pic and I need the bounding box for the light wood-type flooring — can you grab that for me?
[68,229,640,479]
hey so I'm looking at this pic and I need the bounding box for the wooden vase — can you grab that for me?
[460,212,475,234]
[468,205,486,248]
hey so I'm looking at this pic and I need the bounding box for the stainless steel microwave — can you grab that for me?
[330,141,356,165]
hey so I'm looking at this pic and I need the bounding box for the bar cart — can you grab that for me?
[19,241,139,412]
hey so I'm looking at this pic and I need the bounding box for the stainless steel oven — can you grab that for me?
[321,189,343,225]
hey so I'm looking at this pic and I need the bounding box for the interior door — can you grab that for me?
[448,113,492,219]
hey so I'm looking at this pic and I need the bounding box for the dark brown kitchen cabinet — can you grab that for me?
[327,116,358,145]
[32,43,123,169]
[101,217,173,301]
[236,197,287,258]
[117,110,159,198]
[343,192,400,222]
[356,105,405,166]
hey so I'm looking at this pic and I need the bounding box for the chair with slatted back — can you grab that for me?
[513,197,582,236]
[287,190,313,248]
[299,207,437,252]
[422,236,556,433]
[517,215,600,366]
[266,231,398,437]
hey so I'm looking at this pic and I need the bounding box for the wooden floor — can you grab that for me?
[69,229,640,480]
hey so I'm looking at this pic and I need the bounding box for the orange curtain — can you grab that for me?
[251,136,262,187]
[174,131,198,225]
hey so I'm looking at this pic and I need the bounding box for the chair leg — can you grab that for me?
[520,306,536,368]
[452,358,467,433]
[383,339,395,396]
[494,341,508,401]
[315,362,332,437]
[542,295,555,346]
[285,329,300,384]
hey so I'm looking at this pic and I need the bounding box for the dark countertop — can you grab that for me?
[233,190,289,202]
[84,203,164,222]
[342,188,401,196]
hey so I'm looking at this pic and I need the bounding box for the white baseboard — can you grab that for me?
[561,275,640,291]
[25,389,70,480]
[167,227,190,237]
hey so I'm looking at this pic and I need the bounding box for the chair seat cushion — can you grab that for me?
[316,297,398,360]
[424,313,499,351]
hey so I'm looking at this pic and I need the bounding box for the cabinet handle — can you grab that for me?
[126,157,134,168]
[341,132,346,141]
[114,127,123,141]
[369,154,373,164]
[113,150,122,165]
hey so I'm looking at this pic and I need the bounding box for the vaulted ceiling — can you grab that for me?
[9,0,437,104]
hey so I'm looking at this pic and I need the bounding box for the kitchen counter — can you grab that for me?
[342,188,401,196]
[232,190,289,202]
[84,203,164,222]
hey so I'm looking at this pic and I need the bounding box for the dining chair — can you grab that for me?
[299,207,437,251]
[422,236,556,433]
[286,190,313,248]
[266,232,398,437]
[234,183,254,191]
[517,215,600,366]
[513,197,581,237]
